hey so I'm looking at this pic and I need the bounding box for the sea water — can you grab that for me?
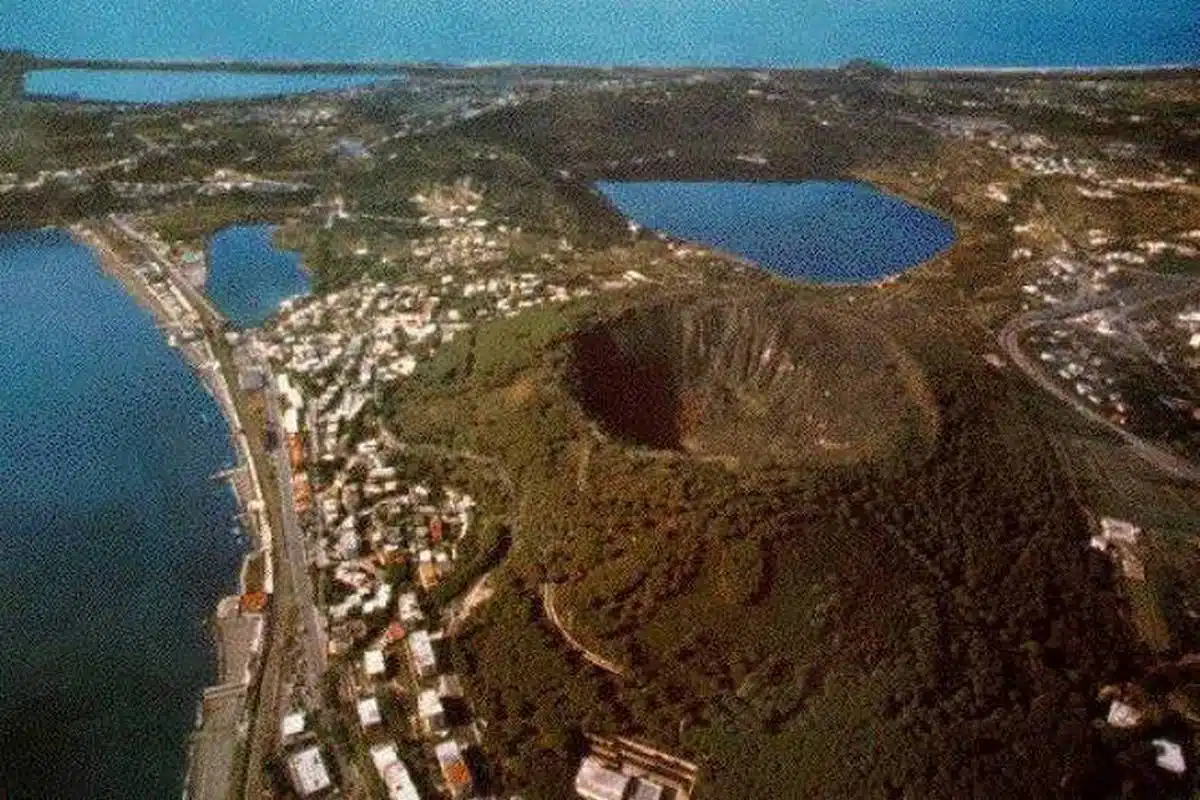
[0,229,245,798]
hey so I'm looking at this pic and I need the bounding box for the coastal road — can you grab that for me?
[262,372,328,690]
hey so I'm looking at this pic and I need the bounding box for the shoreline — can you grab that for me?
[71,219,276,800]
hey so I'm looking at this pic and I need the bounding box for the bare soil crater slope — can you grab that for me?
[569,296,937,466]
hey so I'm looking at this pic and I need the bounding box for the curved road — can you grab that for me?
[540,583,630,678]
[998,292,1200,485]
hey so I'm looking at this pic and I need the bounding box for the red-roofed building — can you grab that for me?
[240,592,269,614]
[435,739,473,799]
[384,622,407,644]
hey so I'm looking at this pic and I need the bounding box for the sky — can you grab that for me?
[0,0,1197,68]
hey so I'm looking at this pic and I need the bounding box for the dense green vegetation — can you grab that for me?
[454,75,940,183]
[382,287,1185,798]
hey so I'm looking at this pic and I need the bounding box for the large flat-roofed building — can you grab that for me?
[577,734,699,800]
[575,756,631,800]
[370,743,422,800]
[407,629,437,678]
[287,746,333,797]
[434,739,474,799]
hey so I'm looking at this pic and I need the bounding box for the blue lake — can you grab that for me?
[26,70,384,104]
[206,224,310,328]
[596,181,956,284]
[0,229,245,798]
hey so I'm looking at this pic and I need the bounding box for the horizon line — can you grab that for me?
[16,51,1198,75]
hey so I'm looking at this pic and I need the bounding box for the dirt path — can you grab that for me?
[540,583,630,678]
[444,572,496,636]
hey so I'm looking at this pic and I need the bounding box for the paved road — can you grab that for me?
[998,285,1200,485]
[262,375,328,690]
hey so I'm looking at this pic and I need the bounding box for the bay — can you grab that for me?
[0,229,245,799]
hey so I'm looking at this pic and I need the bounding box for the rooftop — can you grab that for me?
[287,746,332,797]
[575,756,631,800]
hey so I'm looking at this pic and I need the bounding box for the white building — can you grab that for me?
[417,688,446,735]
[407,629,437,678]
[575,756,630,800]
[1153,738,1187,774]
[357,696,383,729]
[629,779,666,800]
[398,591,425,625]
[434,739,473,799]
[1106,700,1142,729]
[364,648,387,678]
[287,746,333,797]
[280,711,306,739]
[370,743,422,800]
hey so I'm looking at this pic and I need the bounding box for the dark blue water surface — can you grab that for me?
[596,181,956,283]
[0,229,245,799]
[2,0,1195,71]
[26,70,382,103]
[206,224,310,328]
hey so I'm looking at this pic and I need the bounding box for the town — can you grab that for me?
[4,55,1199,799]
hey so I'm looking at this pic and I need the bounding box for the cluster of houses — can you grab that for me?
[336,492,480,800]
[276,437,482,799]
[1027,324,1131,425]
[320,459,475,652]
[260,182,653,467]
[1016,248,1120,306]
[929,105,1193,202]
[104,170,312,203]
[279,375,483,797]
[1011,221,1200,435]
[342,621,478,800]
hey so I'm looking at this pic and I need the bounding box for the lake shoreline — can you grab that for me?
[596,179,957,287]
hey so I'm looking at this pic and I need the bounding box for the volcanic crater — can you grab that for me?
[569,296,936,466]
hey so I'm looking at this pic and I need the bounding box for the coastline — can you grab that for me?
[71,219,276,800]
